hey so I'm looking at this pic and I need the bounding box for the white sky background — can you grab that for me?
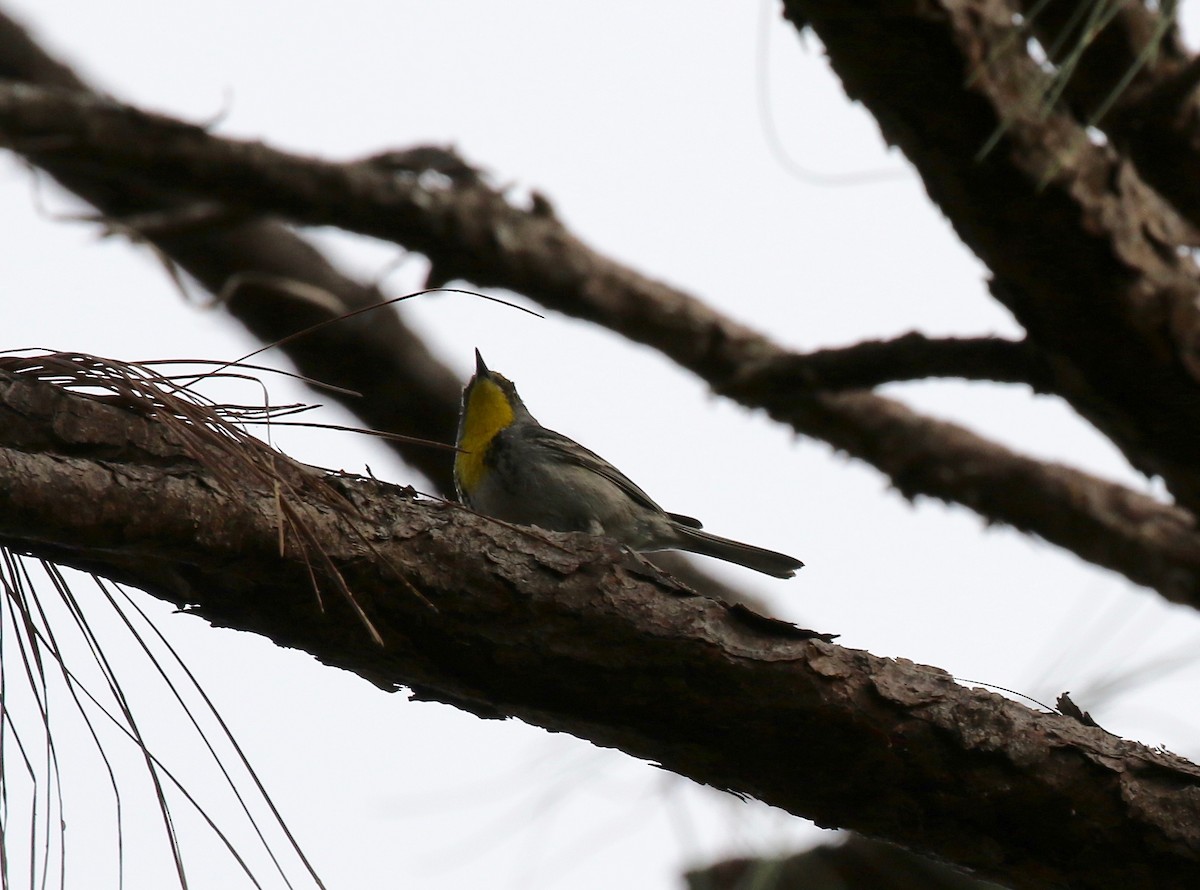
[3,1,1200,888]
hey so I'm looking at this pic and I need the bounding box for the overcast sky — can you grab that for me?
[3,2,1200,888]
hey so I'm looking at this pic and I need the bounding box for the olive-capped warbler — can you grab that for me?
[454,350,803,578]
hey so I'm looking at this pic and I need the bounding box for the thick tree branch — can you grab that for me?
[788,0,1200,512]
[0,77,1138,421]
[2,367,1200,890]
[768,389,1200,609]
[0,13,784,613]
[2,83,1200,610]
[0,12,461,493]
[1016,0,1200,238]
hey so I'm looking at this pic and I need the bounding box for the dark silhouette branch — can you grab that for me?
[723,333,1056,393]
[764,388,1200,610]
[3,81,1200,610]
[687,836,1007,890]
[789,0,1200,513]
[0,12,461,493]
[0,11,782,614]
[1015,0,1200,239]
[5,5,1200,888]
[1,365,1199,890]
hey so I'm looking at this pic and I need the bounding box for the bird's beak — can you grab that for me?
[474,348,490,378]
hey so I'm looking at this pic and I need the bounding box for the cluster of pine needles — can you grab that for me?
[0,349,397,890]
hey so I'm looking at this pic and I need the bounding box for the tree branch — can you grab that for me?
[724,333,1056,393]
[0,13,788,615]
[1016,0,1200,238]
[0,12,462,493]
[2,365,1199,890]
[789,0,1200,512]
[766,389,1200,608]
[687,836,1007,890]
[2,82,1200,610]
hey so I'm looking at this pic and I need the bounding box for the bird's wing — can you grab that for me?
[525,426,672,517]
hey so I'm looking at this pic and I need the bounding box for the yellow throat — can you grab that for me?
[455,376,515,494]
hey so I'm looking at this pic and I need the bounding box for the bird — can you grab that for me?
[454,350,804,578]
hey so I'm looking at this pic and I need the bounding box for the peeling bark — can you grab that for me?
[1,369,1199,889]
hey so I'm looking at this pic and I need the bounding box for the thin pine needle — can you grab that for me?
[24,634,272,890]
[7,557,127,890]
[86,577,303,889]
[207,287,542,381]
[39,564,191,890]
[0,351,401,640]
[112,581,329,890]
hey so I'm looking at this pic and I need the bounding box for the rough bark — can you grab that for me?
[0,11,770,611]
[2,368,1199,890]
[0,12,461,493]
[3,82,1200,612]
[1017,0,1200,236]
[790,0,1200,510]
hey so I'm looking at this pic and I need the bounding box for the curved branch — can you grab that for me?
[0,13,784,615]
[724,333,1056,393]
[1,368,1199,890]
[0,13,461,493]
[2,83,1200,609]
[0,18,1050,405]
[769,389,1200,608]
[788,0,1200,511]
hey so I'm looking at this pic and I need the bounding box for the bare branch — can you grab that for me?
[724,333,1056,392]
[0,14,796,619]
[766,389,1200,609]
[0,13,461,492]
[2,82,1200,610]
[1,366,1199,890]
[788,0,1200,512]
[0,10,86,90]
[686,836,1007,889]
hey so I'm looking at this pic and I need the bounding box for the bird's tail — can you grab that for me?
[669,522,803,579]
